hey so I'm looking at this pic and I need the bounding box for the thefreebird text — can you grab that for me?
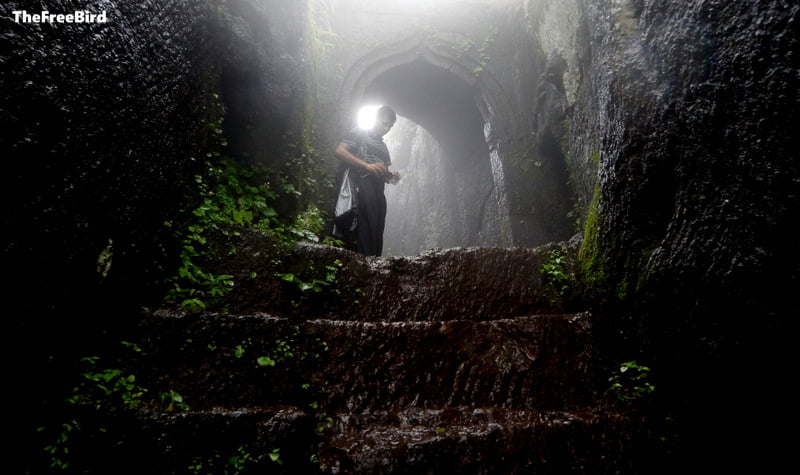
[12,10,109,24]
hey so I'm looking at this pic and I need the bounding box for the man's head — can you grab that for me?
[374,105,396,136]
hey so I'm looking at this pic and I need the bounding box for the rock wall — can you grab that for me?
[568,1,799,471]
[2,0,220,368]
[2,1,311,471]
[218,0,308,170]
[3,0,217,306]
[2,0,312,323]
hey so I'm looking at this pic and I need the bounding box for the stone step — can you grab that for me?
[64,404,651,474]
[306,313,601,413]
[60,405,317,474]
[132,311,602,413]
[215,235,582,321]
[318,407,650,474]
[90,239,650,474]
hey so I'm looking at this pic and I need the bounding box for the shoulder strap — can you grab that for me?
[357,129,367,160]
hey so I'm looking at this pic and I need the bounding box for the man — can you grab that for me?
[333,105,400,256]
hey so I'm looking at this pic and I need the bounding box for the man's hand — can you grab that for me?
[364,161,388,178]
[334,142,391,179]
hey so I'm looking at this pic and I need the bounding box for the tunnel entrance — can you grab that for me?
[329,1,578,254]
[351,58,511,255]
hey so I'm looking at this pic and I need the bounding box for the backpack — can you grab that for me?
[332,131,366,239]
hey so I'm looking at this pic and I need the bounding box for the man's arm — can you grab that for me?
[335,142,388,178]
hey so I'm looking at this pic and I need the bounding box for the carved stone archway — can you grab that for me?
[336,33,514,253]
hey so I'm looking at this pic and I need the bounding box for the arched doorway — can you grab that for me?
[341,55,512,255]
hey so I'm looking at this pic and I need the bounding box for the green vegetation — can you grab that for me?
[42,50,339,463]
[540,247,573,302]
[42,329,332,471]
[42,420,80,471]
[187,446,282,475]
[42,145,340,469]
[276,258,342,297]
[163,148,337,313]
[577,181,607,301]
[41,341,190,470]
[159,389,190,412]
[163,155,268,312]
[607,360,655,403]
[260,334,333,435]
[229,331,333,436]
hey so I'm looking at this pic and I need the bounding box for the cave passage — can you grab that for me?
[330,0,578,254]
[355,59,512,255]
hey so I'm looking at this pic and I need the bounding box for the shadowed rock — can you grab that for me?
[121,241,651,473]
[217,231,583,320]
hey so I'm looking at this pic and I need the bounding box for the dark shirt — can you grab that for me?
[342,127,392,167]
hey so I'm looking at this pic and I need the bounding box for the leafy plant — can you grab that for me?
[254,336,310,369]
[276,258,342,294]
[164,156,275,312]
[188,446,278,475]
[256,355,276,367]
[250,334,333,435]
[42,342,190,470]
[64,356,148,410]
[268,447,283,465]
[163,132,340,313]
[607,360,656,402]
[541,247,573,301]
[159,389,190,412]
[41,420,79,470]
[164,149,335,312]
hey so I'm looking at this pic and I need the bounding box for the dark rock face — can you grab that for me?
[218,0,308,171]
[2,0,218,307]
[2,1,309,472]
[574,1,799,471]
[2,0,310,321]
[3,1,221,471]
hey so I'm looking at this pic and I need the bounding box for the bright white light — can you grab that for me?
[356,105,380,130]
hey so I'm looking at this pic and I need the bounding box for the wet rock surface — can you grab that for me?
[309,314,598,413]
[217,232,584,321]
[574,2,798,471]
[322,408,646,475]
[118,241,654,473]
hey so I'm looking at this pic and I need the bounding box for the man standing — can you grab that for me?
[333,105,400,256]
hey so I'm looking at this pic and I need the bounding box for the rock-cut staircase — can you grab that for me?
[111,238,653,474]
